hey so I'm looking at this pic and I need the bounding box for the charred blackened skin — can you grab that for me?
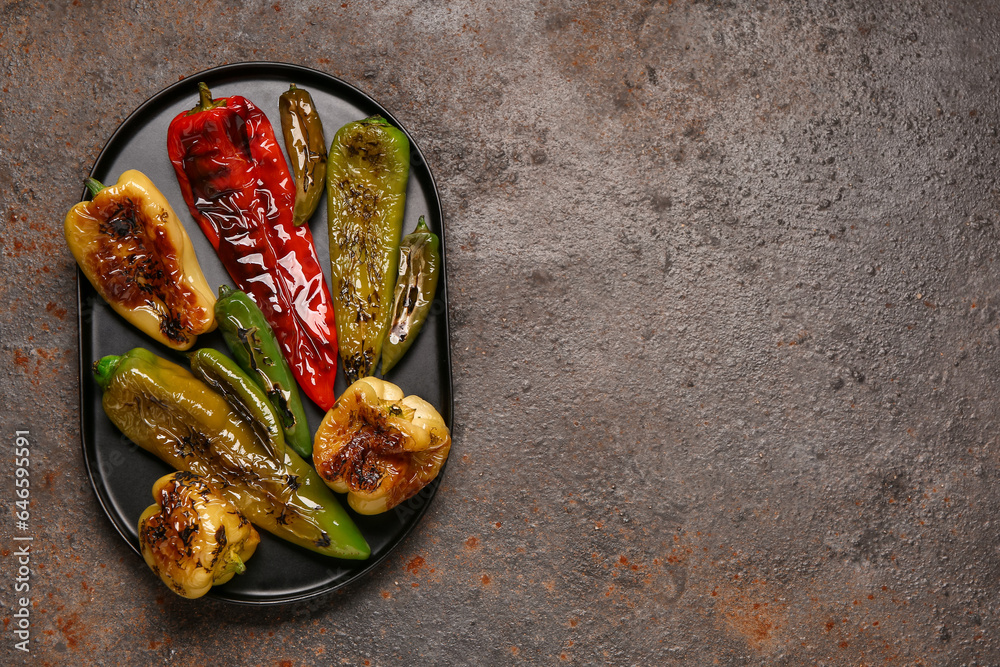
[323,429,387,492]
[138,470,260,598]
[146,471,214,559]
[320,406,406,493]
[66,171,216,351]
[92,197,195,344]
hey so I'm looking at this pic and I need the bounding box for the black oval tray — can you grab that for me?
[76,62,452,604]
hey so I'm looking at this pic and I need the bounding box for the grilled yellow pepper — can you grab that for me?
[64,170,216,350]
[313,377,451,515]
[138,471,259,599]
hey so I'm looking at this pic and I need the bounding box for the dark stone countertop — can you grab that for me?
[2,1,999,664]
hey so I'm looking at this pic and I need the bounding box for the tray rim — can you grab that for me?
[76,60,454,606]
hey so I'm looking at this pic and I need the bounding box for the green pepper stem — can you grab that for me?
[217,284,235,300]
[414,215,429,233]
[197,82,214,109]
[85,178,105,199]
[221,551,246,576]
[92,355,123,391]
[187,82,226,115]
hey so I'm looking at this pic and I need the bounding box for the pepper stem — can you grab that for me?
[218,284,235,300]
[220,551,246,576]
[92,355,123,391]
[187,82,226,115]
[85,178,105,199]
[414,215,429,233]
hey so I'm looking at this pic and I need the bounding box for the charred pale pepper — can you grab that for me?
[138,471,259,599]
[94,348,370,559]
[64,170,216,350]
[168,82,340,411]
[215,285,312,458]
[313,377,451,515]
[381,216,441,375]
[326,116,410,382]
[279,84,327,226]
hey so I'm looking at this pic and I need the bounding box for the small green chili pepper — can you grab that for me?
[188,347,286,461]
[279,84,327,226]
[94,347,370,560]
[214,285,312,457]
[381,216,441,375]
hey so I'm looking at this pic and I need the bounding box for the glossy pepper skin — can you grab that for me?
[94,348,370,560]
[138,471,259,599]
[279,84,327,226]
[214,285,312,458]
[381,216,441,375]
[167,82,340,411]
[326,116,410,382]
[313,377,451,515]
[64,169,216,350]
[187,348,288,460]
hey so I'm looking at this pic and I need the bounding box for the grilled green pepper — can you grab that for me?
[327,116,410,382]
[214,285,312,458]
[187,348,287,461]
[279,84,327,226]
[94,347,370,560]
[381,216,441,375]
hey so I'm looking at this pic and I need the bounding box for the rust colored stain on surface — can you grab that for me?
[713,579,786,652]
[405,556,426,574]
[56,614,82,650]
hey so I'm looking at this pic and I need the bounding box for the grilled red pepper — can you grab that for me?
[167,83,340,411]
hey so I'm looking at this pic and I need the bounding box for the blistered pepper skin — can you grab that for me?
[214,285,312,458]
[313,377,451,515]
[95,348,370,560]
[279,84,327,226]
[168,82,340,411]
[326,116,410,382]
[381,216,441,375]
[64,170,216,350]
[138,471,259,599]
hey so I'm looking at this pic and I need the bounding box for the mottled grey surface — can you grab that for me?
[2,0,1000,664]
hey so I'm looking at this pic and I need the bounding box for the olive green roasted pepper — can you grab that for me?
[214,285,312,458]
[327,116,410,382]
[381,216,441,375]
[94,348,370,560]
[279,84,327,226]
